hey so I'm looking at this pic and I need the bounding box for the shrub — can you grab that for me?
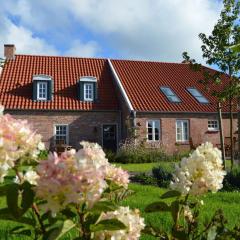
[115,139,191,164]
[105,150,116,163]
[130,173,158,186]
[223,166,240,191]
[152,165,173,188]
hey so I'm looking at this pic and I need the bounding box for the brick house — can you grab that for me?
[0,45,237,153]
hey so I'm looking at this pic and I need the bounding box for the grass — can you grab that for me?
[116,162,175,173]
[122,183,240,240]
[0,183,239,240]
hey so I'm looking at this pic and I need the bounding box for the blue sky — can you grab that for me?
[0,0,223,63]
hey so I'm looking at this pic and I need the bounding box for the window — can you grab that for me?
[176,120,189,142]
[186,87,209,103]
[208,120,219,131]
[37,82,47,100]
[147,120,160,141]
[160,87,181,103]
[84,83,94,101]
[55,125,68,145]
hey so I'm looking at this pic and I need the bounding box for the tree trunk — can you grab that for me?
[238,97,240,163]
[230,98,234,169]
[218,102,226,169]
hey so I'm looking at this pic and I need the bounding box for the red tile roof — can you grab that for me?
[0,55,119,111]
[111,59,235,113]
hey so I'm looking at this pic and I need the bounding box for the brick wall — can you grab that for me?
[7,110,121,150]
[135,112,238,154]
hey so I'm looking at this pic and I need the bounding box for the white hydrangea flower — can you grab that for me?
[14,168,39,185]
[170,142,226,195]
[95,206,145,240]
[183,205,194,223]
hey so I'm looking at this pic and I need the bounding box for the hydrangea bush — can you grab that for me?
[0,105,145,239]
[144,142,240,239]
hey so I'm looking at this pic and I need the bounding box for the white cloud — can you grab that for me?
[64,40,100,57]
[67,0,222,62]
[0,0,223,62]
[0,6,58,57]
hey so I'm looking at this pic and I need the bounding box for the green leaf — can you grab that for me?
[145,201,170,213]
[7,183,20,218]
[0,184,9,197]
[229,43,240,53]
[172,229,188,239]
[10,226,32,236]
[91,201,118,213]
[161,190,181,199]
[21,181,35,214]
[171,200,180,223]
[90,219,126,232]
[48,220,76,240]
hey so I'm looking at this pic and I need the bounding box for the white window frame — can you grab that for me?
[146,120,160,142]
[54,124,69,145]
[208,120,219,131]
[37,82,48,100]
[83,83,94,101]
[176,120,189,142]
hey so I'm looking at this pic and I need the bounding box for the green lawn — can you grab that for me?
[0,183,239,240]
[116,162,175,173]
[122,183,240,240]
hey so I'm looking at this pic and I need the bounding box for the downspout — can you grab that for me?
[132,110,137,145]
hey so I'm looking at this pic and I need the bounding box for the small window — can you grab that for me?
[84,83,94,101]
[147,120,160,141]
[37,82,47,100]
[208,120,219,131]
[176,120,189,142]
[160,87,181,103]
[187,87,209,103]
[55,125,69,145]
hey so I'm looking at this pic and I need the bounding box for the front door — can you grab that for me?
[102,124,117,152]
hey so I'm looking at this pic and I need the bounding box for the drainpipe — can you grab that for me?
[132,110,137,145]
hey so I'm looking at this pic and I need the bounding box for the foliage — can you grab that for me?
[115,140,189,164]
[131,173,158,186]
[143,143,239,240]
[183,0,240,166]
[37,149,49,160]
[152,166,173,188]
[223,166,240,191]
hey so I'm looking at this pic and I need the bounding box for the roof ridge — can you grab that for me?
[15,54,108,61]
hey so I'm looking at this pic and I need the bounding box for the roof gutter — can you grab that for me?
[107,59,134,112]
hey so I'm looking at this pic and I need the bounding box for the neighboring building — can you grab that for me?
[0,45,237,153]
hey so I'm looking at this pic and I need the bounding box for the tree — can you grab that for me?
[183,0,240,169]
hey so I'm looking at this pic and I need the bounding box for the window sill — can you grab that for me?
[175,141,189,145]
[206,130,219,134]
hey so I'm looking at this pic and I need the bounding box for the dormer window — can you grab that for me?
[78,76,98,102]
[37,82,47,100]
[32,74,53,101]
[186,87,209,104]
[160,87,181,103]
[84,83,94,101]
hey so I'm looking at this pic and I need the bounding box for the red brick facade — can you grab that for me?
[7,110,121,150]
[135,112,237,153]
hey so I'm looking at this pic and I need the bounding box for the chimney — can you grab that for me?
[4,44,16,60]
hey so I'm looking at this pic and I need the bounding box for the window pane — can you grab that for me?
[160,87,181,103]
[176,120,189,142]
[55,125,67,144]
[84,83,93,100]
[147,120,160,141]
[187,88,208,103]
